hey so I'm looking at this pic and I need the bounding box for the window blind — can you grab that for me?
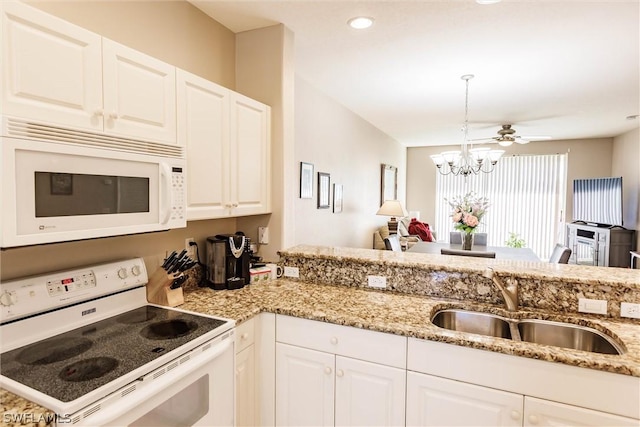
[435,153,568,260]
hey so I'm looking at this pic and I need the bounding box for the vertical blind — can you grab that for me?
[435,153,568,260]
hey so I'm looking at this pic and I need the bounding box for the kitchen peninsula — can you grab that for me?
[2,245,639,427]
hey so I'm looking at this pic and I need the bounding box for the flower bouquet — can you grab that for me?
[447,192,490,249]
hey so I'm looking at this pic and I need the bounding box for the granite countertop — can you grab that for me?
[4,277,639,427]
[180,279,640,377]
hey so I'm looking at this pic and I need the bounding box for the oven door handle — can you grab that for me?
[82,337,233,427]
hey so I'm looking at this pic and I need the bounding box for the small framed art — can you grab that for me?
[300,162,314,199]
[380,164,398,205]
[317,172,330,209]
[333,184,343,213]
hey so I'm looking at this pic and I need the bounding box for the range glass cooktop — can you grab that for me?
[0,306,227,402]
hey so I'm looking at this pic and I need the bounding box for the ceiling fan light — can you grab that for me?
[498,139,513,147]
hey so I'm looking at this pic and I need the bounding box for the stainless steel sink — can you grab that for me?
[430,309,625,355]
[517,319,624,355]
[431,309,512,339]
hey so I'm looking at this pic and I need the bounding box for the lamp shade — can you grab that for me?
[376,200,407,217]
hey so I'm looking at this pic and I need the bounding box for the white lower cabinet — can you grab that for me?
[523,397,639,427]
[406,371,523,426]
[276,343,335,427]
[275,315,407,427]
[235,317,257,427]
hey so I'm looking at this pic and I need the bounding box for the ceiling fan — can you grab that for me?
[471,124,551,147]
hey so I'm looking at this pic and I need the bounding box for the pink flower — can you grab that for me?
[464,214,479,227]
[452,212,462,223]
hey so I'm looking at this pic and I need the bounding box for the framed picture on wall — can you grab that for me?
[333,184,343,213]
[300,162,314,199]
[380,164,398,205]
[317,172,330,209]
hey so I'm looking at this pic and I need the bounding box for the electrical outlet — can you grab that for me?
[284,266,299,278]
[368,275,386,289]
[185,238,196,258]
[258,227,269,244]
[621,302,640,319]
[578,298,608,315]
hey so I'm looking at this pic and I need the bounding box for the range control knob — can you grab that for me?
[117,268,128,279]
[0,291,16,307]
[131,265,142,276]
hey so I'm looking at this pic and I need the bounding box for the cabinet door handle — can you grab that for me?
[336,369,344,378]
[528,414,539,425]
[324,367,332,375]
[330,337,338,345]
[93,109,104,117]
[109,111,119,120]
[510,410,520,421]
[241,332,249,340]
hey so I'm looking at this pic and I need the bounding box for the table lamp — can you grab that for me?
[377,200,407,234]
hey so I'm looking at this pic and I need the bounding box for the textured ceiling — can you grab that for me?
[190,0,640,147]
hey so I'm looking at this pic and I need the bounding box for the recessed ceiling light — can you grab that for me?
[476,0,502,4]
[348,17,374,30]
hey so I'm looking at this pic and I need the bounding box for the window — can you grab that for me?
[435,153,568,260]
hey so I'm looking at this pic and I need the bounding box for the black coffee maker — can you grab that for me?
[205,233,251,290]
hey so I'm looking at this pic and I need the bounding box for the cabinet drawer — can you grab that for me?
[235,317,255,353]
[276,315,406,368]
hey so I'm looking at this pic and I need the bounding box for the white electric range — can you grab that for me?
[0,258,235,426]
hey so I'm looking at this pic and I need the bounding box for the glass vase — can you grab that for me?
[462,232,473,250]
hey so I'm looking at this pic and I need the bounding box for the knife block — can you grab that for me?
[146,267,184,307]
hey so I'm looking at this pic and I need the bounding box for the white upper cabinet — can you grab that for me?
[229,92,271,217]
[1,1,103,131]
[177,69,271,220]
[1,2,177,145]
[102,39,176,144]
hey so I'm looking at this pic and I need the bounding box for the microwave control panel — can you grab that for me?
[171,167,185,222]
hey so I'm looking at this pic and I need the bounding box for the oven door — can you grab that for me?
[76,336,234,427]
[1,137,185,247]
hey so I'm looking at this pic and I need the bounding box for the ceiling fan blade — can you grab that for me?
[468,137,496,143]
[517,135,553,141]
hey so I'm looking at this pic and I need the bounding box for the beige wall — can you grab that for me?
[1,1,239,281]
[234,25,296,263]
[407,138,615,232]
[612,127,640,250]
[294,77,405,249]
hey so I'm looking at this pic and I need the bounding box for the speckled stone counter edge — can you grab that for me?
[279,245,640,319]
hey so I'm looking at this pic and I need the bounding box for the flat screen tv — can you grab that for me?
[572,177,623,227]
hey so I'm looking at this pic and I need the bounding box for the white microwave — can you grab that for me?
[1,117,186,247]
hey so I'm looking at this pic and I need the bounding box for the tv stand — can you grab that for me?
[566,223,636,267]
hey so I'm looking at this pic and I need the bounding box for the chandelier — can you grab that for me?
[430,74,504,176]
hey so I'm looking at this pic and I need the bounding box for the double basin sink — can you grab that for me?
[431,309,625,355]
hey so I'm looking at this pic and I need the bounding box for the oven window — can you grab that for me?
[129,374,209,427]
[34,172,149,217]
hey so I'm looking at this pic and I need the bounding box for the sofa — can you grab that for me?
[373,217,436,250]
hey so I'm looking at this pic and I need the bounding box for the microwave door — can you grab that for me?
[2,138,180,246]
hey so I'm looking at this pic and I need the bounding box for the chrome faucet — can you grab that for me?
[483,267,518,311]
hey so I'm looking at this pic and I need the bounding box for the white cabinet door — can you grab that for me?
[236,344,256,427]
[229,92,271,216]
[177,69,230,220]
[102,39,176,144]
[335,356,405,427]
[524,397,639,427]
[406,371,523,426]
[1,1,103,130]
[276,343,335,427]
